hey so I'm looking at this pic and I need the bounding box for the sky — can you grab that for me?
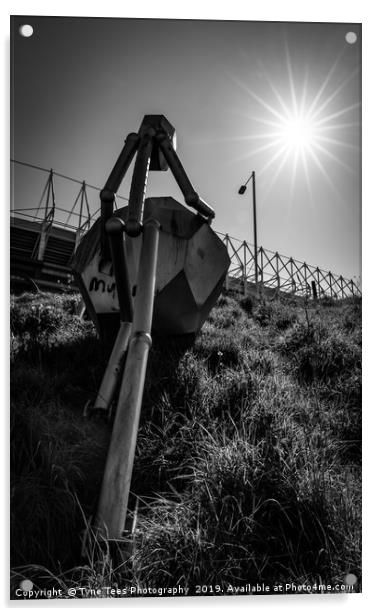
[11,16,361,280]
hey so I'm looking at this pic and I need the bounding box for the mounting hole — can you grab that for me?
[344,573,357,586]
[345,31,357,44]
[19,24,34,38]
[20,579,33,592]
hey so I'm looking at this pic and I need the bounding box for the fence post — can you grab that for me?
[37,169,55,261]
[259,248,264,286]
[340,276,345,299]
[37,221,49,261]
[311,280,318,299]
[75,227,82,252]
[225,235,229,291]
[290,258,295,294]
[275,252,280,292]
[303,263,310,298]
[316,267,321,298]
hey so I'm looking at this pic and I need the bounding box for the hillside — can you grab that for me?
[10,290,361,597]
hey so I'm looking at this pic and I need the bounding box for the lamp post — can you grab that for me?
[238,171,258,287]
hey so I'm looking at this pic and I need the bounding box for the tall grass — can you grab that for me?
[10,290,361,596]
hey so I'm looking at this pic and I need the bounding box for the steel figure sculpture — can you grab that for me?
[72,115,230,540]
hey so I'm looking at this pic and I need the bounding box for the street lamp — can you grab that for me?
[238,171,258,287]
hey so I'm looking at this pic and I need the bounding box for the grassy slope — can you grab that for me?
[10,291,361,594]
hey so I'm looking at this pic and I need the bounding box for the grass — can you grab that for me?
[10,289,361,597]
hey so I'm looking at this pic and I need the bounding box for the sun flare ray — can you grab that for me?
[285,41,299,116]
[229,45,359,203]
[306,51,344,117]
[307,147,341,199]
[310,66,360,122]
[311,141,355,173]
[231,53,360,202]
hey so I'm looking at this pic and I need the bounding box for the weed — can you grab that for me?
[10,290,361,595]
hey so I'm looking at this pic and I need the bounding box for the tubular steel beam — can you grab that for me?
[90,217,135,414]
[156,133,215,220]
[125,131,154,237]
[96,218,160,539]
[224,235,230,291]
[106,217,133,323]
[92,321,132,413]
[105,133,140,195]
[251,171,258,287]
[100,132,140,257]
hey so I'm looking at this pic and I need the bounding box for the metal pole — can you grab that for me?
[37,171,54,261]
[259,247,265,298]
[251,171,258,287]
[303,263,309,297]
[275,252,280,291]
[311,280,318,300]
[96,218,160,539]
[290,258,295,294]
[106,217,134,323]
[243,241,247,297]
[340,276,345,299]
[125,131,154,237]
[225,235,229,291]
[100,132,140,258]
[90,217,135,413]
[238,171,258,289]
[157,133,215,220]
[92,321,132,413]
[260,248,264,285]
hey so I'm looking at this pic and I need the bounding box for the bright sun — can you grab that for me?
[231,45,360,200]
[279,113,316,152]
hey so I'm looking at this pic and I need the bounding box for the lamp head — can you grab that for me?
[238,185,247,195]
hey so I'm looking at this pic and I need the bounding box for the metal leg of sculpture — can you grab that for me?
[100,131,140,258]
[125,131,154,237]
[96,218,160,540]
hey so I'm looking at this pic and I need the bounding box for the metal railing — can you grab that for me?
[219,234,360,300]
[10,159,361,299]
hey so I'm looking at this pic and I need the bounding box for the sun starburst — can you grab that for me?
[229,44,361,203]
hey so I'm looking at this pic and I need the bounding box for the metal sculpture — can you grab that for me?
[72,115,230,540]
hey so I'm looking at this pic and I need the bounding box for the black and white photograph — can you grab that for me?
[9,13,362,602]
